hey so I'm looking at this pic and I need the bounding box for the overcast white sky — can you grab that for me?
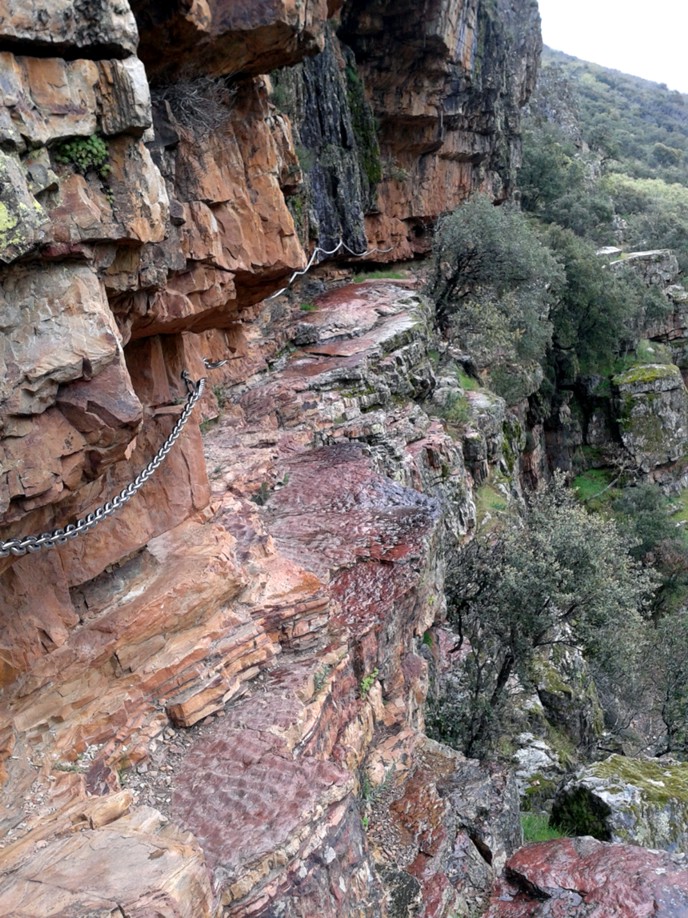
[537,0,688,93]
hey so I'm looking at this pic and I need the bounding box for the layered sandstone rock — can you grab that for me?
[0,0,541,914]
[339,0,542,258]
[0,279,515,915]
[130,0,336,79]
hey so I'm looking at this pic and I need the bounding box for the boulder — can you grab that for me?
[613,363,688,471]
[486,835,688,917]
[551,754,688,852]
[610,249,680,287]
[0,0,138,57]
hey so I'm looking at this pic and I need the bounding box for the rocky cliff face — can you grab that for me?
[0,1,541,915]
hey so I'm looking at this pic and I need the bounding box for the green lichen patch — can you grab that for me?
[533,659,573,697]
[613,363,680,388]
[344,56,382,194]
[591,755,688,807]
[0,150,47,262]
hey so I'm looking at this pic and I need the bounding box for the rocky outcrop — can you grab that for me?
[551,754,688,852]
[613,363,688,472]
[486,836,688,917]
[0,275,526,914]
[0,33,304,565]
[340,0,541,256]
[0,0,542,914]
[270,27,375,254]
[611,249,681,288]
[271,0,542,258]
[130,0,336,79]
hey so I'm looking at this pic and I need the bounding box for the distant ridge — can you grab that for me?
[540,45,688,188]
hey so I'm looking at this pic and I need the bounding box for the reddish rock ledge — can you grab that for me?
[487,836,688,918]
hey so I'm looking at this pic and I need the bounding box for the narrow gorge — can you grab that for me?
[1,2,688,916]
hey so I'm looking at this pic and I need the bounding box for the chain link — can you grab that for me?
[0,373,207,560]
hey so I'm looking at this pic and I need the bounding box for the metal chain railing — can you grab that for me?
[265,239,393,300]
[0,238,394,560]
[0,368,211,559]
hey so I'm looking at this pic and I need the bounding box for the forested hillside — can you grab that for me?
[541,47,688,185]
[520,47,688,269]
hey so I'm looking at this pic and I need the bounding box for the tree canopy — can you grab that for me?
[432,476,653,758]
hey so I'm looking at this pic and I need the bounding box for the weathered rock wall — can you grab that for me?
[340,0,542,258]
[0,1,540,914]
[270,0,541,259]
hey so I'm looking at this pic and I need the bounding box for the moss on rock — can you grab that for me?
[552,755,688,851]
[613,362,681,389]
[591,755,688,808]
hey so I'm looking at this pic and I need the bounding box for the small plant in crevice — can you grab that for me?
[199,417,218,435]
[250,482,271,506]
[54,135,111,179]
[359,667,379,699]
[313,663,332,696]
[358,764,397,833]
[381,158,409,182]
[213,385,228,409]
[359,765,396,807]
[437,392,470,426]
[299,302,317,312]
[54,134,116,207]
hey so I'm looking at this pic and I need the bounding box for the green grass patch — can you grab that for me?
[476,482,508,527]
[353,269,406,283]
[521,812,567,843]
[299,302,317,312]
[669,488,688,523]
[666,489,688,548]
[456,368,481,391]
[572,468,617,509]
[440,392,470,425]
[595,340,675,381]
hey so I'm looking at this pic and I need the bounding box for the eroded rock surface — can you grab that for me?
[340,0,541,257]
[551,754,688,853]
[613,363,688,472]
[0,0,542,914]
[0,279,502,915]
[486,836,688,918]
